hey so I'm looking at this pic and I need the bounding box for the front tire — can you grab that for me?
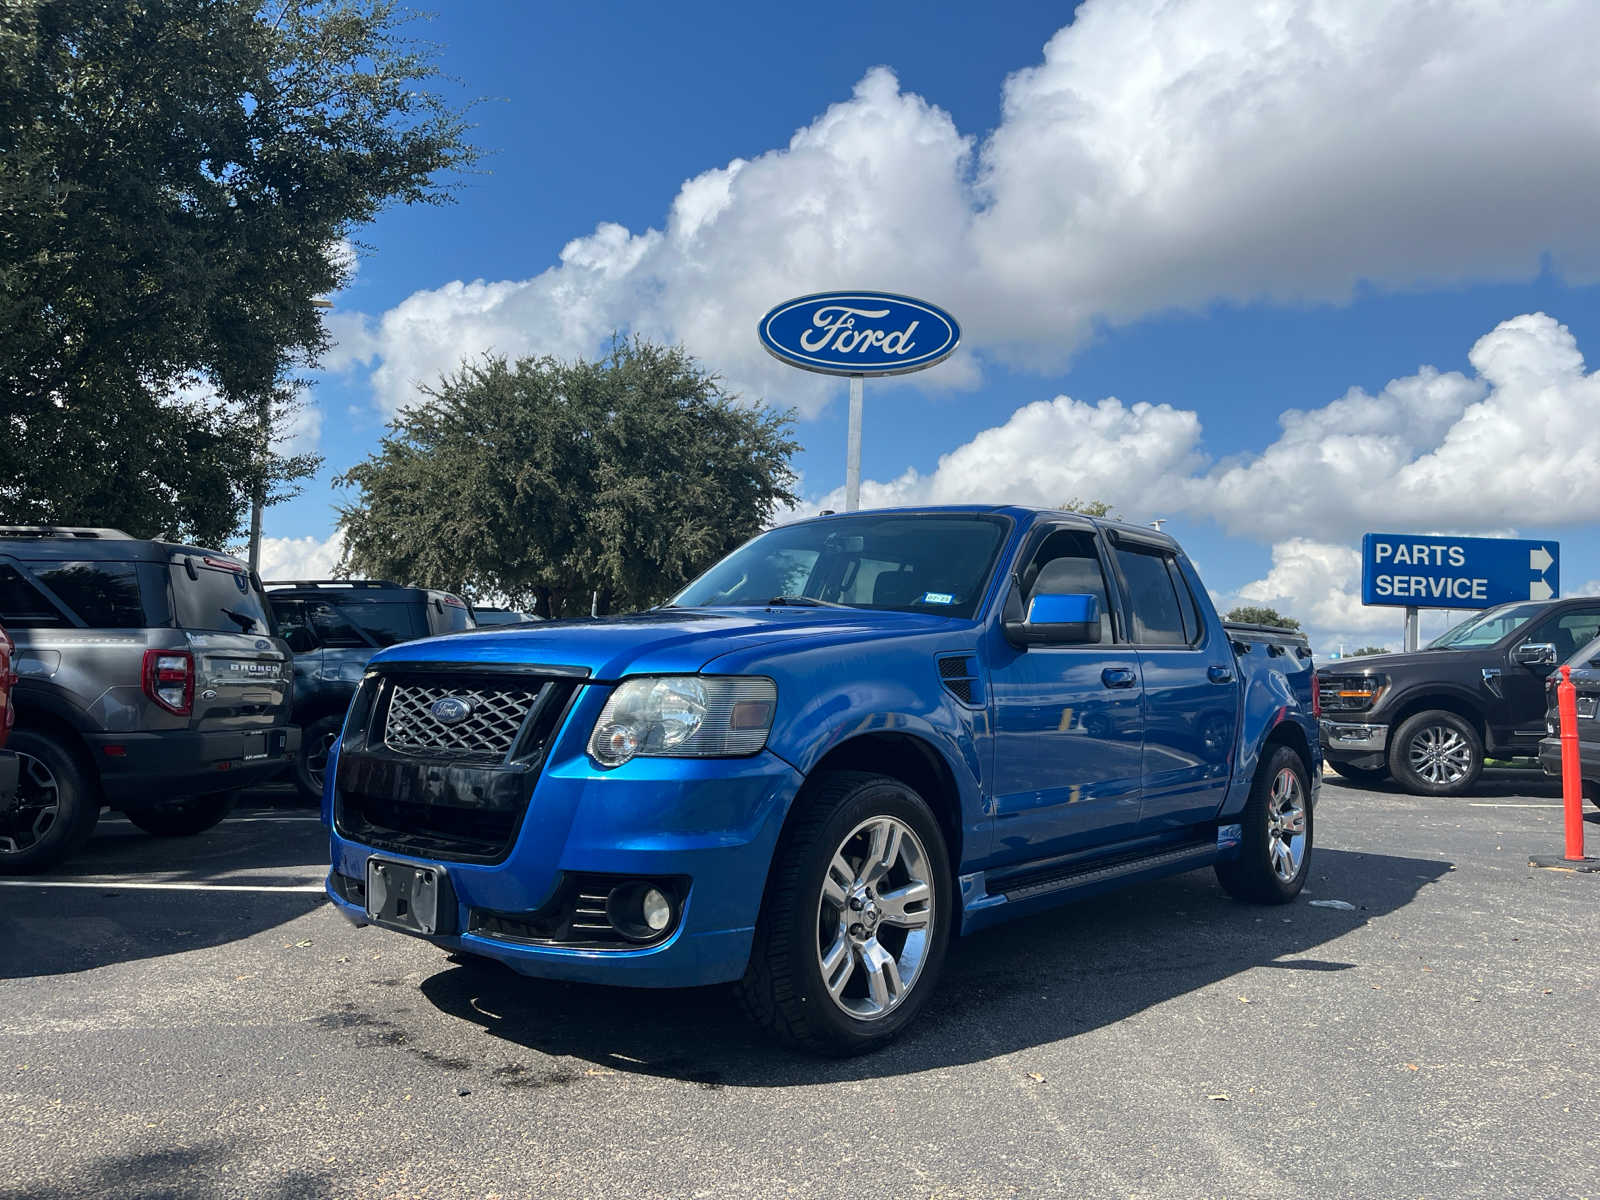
[291,714,342,804]
[125,791,238,837]
[1,729,100,874]
[737,770,952,1056]
[1388,710,1482,796]
[1215,745,1313,904]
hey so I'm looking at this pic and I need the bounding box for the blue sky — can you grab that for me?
[272,0,1600,652]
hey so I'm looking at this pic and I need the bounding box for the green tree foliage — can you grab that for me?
[1059,497,1117,517]
[1225,605,1302,631]
[0,0,477,545]
[337,340,801,618]
[1348,645,1390,657]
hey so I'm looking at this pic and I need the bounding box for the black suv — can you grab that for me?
[1537,632,1600,808]
[265,580,474,801]
[1319,597,1600,795]
[0,526,299,872]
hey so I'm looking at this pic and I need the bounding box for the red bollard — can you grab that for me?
[1556,664,1586,862]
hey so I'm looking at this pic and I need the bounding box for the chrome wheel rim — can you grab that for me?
[815,816,935,1021]
[0,753,60,854]
[1407,724,1473,785]
[1265,767,1307,883]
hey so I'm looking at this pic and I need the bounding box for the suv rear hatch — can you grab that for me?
[167,555,291,731]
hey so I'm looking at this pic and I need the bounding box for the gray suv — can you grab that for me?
[0,526,301,872]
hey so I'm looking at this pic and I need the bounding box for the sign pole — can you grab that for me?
[844,374,863,512]
[1404,606,1419,652]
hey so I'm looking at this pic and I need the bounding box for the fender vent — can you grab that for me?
[938,654,982,707]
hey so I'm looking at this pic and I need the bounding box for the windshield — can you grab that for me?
[1426,602,1546,649]
[170,562,274,636]
[669,513,1010,619]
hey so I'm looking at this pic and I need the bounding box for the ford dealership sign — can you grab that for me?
[758,291,960,376]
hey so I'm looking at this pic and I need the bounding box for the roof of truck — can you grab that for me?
[789,505,1183,551]
[0,526,245,566]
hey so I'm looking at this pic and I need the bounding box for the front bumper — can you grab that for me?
[1320,720,1388,765]
[327,742,806,989]
[87,725,301,806]
[1537,735,1600,783]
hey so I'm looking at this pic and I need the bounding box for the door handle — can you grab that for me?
[1207,665,1234,684]
[1101,666,1137,689]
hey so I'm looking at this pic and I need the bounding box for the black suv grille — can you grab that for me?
[334,668,584,862]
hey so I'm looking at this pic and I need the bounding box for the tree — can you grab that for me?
[337,340,801,618]
[0,0,477,544]
[1225,605,1302,631]
[1060,497,1117,517]
[1348,645,1390,657]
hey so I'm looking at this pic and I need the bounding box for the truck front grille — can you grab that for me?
[383,682,542,759]
[334,668,584,862]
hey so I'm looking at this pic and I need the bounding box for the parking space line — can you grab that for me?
[101,815,324,825]
[1467,802,1565,808]
[0,879,327,893]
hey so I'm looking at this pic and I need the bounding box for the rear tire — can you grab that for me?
[291,714,342,804]
[125,791,238,837]
[0,729,100,874]
[1387,710,1483,796]
[1215,745,1313,905]
[1331,761,1389,786]
[737,770,952,1056]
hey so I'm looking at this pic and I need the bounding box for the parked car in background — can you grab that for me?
[1538,631,1600,808]
[266,580,474,801]
[322,506,1319,1054]
[1319,597,1600,795]
[469,606,540,626]
[0,526,299,873]
[0,622,17,815]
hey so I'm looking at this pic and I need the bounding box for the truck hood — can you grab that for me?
[1317,648,1465,675]
[370,606,959,680]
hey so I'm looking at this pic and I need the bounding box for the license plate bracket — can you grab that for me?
[366,857,456,935]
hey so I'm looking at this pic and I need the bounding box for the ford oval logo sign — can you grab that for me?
[429,696,474,725]
[758,291,960,377]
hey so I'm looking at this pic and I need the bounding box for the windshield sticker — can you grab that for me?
[920,592,955,605]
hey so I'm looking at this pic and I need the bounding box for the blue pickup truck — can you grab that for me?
[323,507,1320,1054]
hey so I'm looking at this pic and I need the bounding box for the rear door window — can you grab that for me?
[0,563,73,628]
[170,563,274,635]
[1114,544,1189,645]
[19,560,145,628]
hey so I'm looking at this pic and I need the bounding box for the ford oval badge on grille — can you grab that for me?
[429,696,474,725]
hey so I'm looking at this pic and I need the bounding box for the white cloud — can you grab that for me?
[258,531,345,582]
[340,0,1600,415]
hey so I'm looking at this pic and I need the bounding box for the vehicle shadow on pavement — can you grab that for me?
[417,847,1451,1086]
[1321,766,1561,798]
[0,1142,333,1200]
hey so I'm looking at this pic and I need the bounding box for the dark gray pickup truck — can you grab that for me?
[1319,597,1600,795]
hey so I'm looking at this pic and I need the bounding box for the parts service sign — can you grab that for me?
[1361,533,1560,609]
[758,291,960,377]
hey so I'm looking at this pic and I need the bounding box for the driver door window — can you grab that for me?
[1019,529,1114,644]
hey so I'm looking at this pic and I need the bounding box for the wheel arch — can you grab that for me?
[802,732,966,878]
[1384,689,1486,741]
[9,707,102,799]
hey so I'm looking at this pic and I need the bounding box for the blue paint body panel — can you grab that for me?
[325,507,1320,988]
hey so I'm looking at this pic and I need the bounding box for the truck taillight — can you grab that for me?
[1312,674,1321,718]
[142,649,194,715]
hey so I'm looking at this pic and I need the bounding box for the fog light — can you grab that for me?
[604,880,677,942]
[642,887,671,932]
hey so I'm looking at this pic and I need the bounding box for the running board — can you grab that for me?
[995,838,1216,903]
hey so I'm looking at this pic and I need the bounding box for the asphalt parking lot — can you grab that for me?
[2,772,1597,1200]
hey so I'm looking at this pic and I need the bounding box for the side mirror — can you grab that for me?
[1513,642,1557,668]
[1005,593,1101,647]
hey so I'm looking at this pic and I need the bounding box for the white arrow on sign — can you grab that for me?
[1530,579,1554,600]
[1530,546,1554,572]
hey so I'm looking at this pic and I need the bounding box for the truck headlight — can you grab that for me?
[588,676,777,767]
[1319,673,1388,712]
